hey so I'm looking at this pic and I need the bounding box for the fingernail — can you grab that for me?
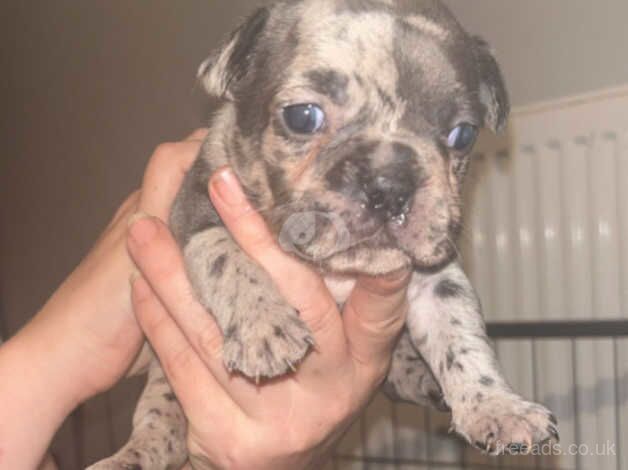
[210,167,248,207]
[128,212,158,246]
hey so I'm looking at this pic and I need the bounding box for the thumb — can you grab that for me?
[342,269,411,373]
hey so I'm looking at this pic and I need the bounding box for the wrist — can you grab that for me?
[0,318,83,468]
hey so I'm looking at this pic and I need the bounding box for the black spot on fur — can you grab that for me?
[225,325,237,340]
[435,279,465,298]
[306,68,349,105]
[210,254,227,278]
[450,318,462,326]
[274,326,285,338]
[163,392,176,401]
[479,375,495,386]
[446,347,455,370]
[263,338,272,357]
[375,84,395,109]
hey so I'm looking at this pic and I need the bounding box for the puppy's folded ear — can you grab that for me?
[198,7,271,100]
[473,36,510,133]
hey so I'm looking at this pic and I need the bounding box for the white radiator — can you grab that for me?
[333,86,628,470]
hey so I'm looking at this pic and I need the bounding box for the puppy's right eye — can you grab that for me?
[283,104,325,134]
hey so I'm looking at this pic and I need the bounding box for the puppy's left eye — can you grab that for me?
[447,123,478,152]
[283,104,325,134]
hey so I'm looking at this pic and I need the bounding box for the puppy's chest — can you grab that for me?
[324,275,357,304]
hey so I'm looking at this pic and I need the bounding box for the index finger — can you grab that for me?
[139,131,207,220]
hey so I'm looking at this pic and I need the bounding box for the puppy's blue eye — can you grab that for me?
[283,104,325,134]
[447,123,478,152]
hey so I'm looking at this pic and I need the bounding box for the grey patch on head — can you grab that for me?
[305,68,350,105]
[479,375,495,386]
[472,36,510,132]
[210,254,227,277]
[435,279,465,298]
[198,6,271,99]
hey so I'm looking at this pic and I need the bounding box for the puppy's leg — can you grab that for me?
[184,227,314,379]
[383,327,449,412]
[87,363,187,469]
[405,263,558,454]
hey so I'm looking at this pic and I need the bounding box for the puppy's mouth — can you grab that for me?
[277,207,456,273]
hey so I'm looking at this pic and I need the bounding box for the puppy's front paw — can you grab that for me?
[222,302,314,380]
[452,392,558,455]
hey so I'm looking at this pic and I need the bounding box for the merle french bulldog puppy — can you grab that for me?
[90,0,558,468]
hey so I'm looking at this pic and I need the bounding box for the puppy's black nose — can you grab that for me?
[365,174,414,219]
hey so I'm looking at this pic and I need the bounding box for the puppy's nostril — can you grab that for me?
[369,189,387,211]
[365,178,412,219]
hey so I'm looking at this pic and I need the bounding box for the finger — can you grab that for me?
[138,140,201,220]
[208,167,345,355]
[127,214,226,371]
[109,191,140,228]
[184,128,209,141]
[343,269,411,375]
[131,273,242,426]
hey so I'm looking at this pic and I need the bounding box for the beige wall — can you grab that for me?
[443,0,628,106]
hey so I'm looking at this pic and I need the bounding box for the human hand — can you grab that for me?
[127,167,411,470]
[0,130,206,469]
[42,129,209,401]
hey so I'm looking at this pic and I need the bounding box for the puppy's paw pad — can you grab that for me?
[222,306,313,380]
[452,394,558,455]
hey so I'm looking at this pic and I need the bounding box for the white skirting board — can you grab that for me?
[334,86,628,470]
